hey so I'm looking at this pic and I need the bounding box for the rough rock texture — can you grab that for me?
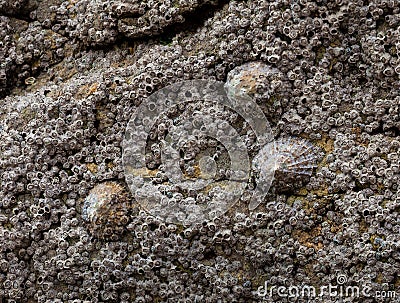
[1,0,400,302]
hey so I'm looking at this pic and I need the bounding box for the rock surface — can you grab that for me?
[0,0,400,302]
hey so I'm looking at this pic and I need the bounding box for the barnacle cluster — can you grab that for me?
[30,0,221,47]
[0,0,36,17]
[0,0,400,302]
[0,15,68,97]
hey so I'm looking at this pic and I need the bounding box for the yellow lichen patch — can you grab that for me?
[266,94,282,106]
[75,82,99,99]
[109,82,118,92]
[297,188,308,196]
[125,166,158,178]
[31,59,41,70]
[286,195,304,207]
[181,164,201,179]
[370,234,386,251]
[95,109,107,121]
[236,74,258,95]
[352,126,362,137]
[329,221,342,233]
[311,137,334,194]
[376,183,385,194]
[293,226,324,251]
[67,0,78,9]
[315,135,334,154]
[88,82,99,95]
[299,133,310,140]
[21,107,36,122]
[95,107,115,130]
[3,223,13,230]
[107,161,115,169]
[86,163,98,174]
[314,46,326,64]
[310,186,329,197]
[330,38,342,47]
[359,220,369,233]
